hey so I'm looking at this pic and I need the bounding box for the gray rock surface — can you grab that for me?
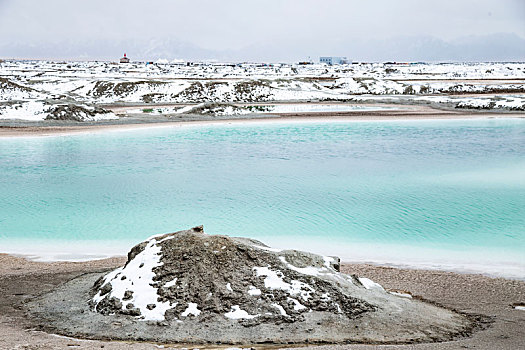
[26,226,475,344]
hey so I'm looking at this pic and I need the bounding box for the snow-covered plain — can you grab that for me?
[1,60,524,120]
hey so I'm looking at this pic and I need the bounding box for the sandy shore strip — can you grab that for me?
[1,104,523,137]
[0,253,523,349]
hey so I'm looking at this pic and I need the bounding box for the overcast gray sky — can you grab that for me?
[0,0,524,61]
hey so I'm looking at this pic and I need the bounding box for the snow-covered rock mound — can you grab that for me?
[0,77,45,101]
[91,226,372,323]
[55,226,475,344]
[0,101,117,121]
[44,104,116,122]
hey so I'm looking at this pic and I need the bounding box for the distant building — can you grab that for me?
[120,53,130,63]
[320,56,350,65]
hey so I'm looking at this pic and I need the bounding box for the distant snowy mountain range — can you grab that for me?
[0,33,524,62]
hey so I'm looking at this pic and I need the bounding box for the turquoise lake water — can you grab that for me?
[1,119,524,278]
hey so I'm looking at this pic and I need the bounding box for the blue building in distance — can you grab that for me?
[320,56,350,65]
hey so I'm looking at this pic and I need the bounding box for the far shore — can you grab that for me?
[1,104,524,137]
[1,253,524,349]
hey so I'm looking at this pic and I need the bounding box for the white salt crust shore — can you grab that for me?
[0,111,524,138]
[2,238,524,281]
[0,105,525,138]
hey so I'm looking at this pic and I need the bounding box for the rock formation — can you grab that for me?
[27,226,475,344]
[44,104,113,121]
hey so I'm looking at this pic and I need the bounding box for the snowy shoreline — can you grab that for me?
[2,237,523,281]
[1,106,523,138]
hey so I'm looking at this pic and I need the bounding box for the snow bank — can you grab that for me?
[0,101,118,121]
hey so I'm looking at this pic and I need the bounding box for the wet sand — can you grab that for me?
[1,104,523,138]
[1,254,523,349]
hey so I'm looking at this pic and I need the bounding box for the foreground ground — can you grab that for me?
[0,254,523,349]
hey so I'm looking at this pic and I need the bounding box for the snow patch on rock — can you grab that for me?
[358,277,384,291]
[91,237,173,321]
[180,303,201,317]
[224,305,259,320]
[248,286,261,296]
[272,303,288,316]
[164,278,177,288]
[287,297,307,311]
[254,266,315,301]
